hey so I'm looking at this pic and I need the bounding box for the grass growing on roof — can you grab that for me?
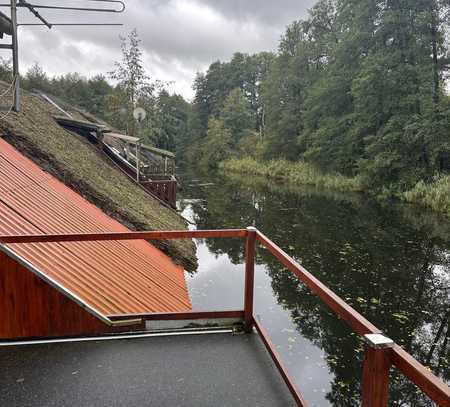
[0,82,197,271]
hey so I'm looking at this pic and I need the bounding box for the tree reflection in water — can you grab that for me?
[179,170,449,406]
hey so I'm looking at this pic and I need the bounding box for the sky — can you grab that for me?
[4,0,316,99]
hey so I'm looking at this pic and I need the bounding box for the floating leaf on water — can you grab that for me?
[392,312,409,323]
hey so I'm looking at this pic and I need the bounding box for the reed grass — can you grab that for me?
[402,175,450,217]
[222,157,363,193]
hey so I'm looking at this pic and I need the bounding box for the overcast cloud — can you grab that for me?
[6,0,316,99]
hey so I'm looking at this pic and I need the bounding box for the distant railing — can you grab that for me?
[140,179,177,209]
[102,144,177,209]
[1,228,449,407]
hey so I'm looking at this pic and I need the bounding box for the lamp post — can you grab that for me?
[133,107,146,183]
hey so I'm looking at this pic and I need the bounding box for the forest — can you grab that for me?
[185,0,450,215]
[1,0,449,215]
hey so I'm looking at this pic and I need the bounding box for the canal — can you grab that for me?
[178,168,449,406]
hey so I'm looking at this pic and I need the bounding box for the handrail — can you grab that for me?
[255,230,450,406]
[391,345,450,406]
[0,229,247,244]
[0,227,448,406]
[256,230,380,336]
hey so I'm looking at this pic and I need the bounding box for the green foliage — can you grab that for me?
[109,29,158,140]
[187,85,260,166]
[183,52,275,161]
[0,57,12,82]
[403,175,450,216]
[18,64,115,120]
[22,63,51,93]
[220,88,255,143]
[156,91,191,153]
[200,118,233,169]
[181,0,450,217]
[222,157,363,192]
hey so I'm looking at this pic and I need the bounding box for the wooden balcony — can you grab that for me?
[1,229,449,406]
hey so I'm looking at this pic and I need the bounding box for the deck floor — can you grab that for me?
[0,332,296,407]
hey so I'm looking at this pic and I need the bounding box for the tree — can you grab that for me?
[200,118,233,169]
[0,57,12,82]
[23,62,51,93]
[184,52,274,164]
[220,88,255,144]
[152,90,191,152]
[109,29,155,138]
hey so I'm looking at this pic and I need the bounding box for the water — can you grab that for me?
[178,169,450,406]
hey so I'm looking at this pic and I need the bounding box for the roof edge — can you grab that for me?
[0,243,114,326]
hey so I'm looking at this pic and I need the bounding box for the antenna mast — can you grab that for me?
[11,0,19,111]
[0,0,126,112]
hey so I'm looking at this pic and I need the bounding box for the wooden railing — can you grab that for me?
[1,228,449,406]
[102,144,178,209]
[140,178,177,209]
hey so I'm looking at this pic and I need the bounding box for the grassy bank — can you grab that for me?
[223,157,450,218]
[222,157,364,193]
[402,176,450,217]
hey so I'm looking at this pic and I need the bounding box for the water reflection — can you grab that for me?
[180,169,450,406]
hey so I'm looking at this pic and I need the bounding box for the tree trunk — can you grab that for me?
[431,5,439,105]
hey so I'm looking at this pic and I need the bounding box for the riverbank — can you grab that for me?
[222,157,364,193]
[222,157,450,218]
[402,176,450,217]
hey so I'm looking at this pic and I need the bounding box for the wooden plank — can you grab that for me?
[391,345,450,406]
[108,310,244,321]
[54,116,109,132]
[362,347,391,407]
[0,229,248,244]
[0,251,140,339]
[256,231,380,336]
[253,317,309,407]
[244,227,256,332]
[142,144,175,158]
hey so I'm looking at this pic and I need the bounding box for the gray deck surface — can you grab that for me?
[0,332,296,407]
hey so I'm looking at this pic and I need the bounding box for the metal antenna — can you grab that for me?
[18,0,51,28]
[0,0,126,112]
[11,0,19,111]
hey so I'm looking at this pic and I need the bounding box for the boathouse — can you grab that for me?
[0,138,191,340]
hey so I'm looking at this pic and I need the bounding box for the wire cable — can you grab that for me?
[0,73,16,97]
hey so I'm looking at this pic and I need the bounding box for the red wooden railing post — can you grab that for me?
[362,334,394,407]
[244,226,257,333]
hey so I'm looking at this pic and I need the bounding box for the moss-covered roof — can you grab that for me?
[0,82,197,271]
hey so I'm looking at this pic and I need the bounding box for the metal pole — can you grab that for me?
[136,141,140,183]
[11,0,20,112]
